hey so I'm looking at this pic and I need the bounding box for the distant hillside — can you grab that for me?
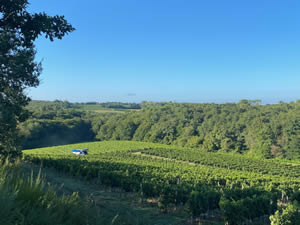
[22,100,300,160]
[91,100,300,160]
[28,100,141,113]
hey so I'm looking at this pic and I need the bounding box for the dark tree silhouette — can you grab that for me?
[0,0,74,158]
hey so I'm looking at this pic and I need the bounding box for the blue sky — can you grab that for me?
[27,0,300,103]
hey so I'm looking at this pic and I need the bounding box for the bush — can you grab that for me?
[270,202,300,225]
[0,161,88,225]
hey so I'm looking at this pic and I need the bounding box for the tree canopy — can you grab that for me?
[21,100,300,160]
[0,0,74,158]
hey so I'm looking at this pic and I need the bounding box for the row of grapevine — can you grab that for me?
[23,141,300,224]
[139,148,300,178]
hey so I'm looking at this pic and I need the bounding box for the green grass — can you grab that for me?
[76,104,140,113]
[0,160,92,225]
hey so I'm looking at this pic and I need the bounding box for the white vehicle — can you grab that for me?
[71,148,88,155]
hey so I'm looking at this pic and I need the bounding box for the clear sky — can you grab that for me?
[27,0,300,103]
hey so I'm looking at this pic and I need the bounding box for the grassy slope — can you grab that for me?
[23,141,227,225]
[22,163,190,225]
[23,141,300,182]
[23,140,299,169]
[23,141,185,155]
[77,104,140,113]
[23,141,299,225]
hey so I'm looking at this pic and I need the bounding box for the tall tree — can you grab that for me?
[0,0,74,158]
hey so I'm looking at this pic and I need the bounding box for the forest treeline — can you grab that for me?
[27,100,141,110]
[20,100,300,160]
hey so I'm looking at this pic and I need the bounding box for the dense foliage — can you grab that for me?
[88,102,141,109]
[0,0,74,158]
[20,118,94,149]
[270,202,300,225]
[21,100,299,160]
[19,100,95,149]
[0,161,90,225]
[93,101,300,160]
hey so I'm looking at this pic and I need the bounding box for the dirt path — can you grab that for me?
[21,163,189,225]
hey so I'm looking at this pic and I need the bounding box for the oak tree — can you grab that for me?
[0,0,74,158]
